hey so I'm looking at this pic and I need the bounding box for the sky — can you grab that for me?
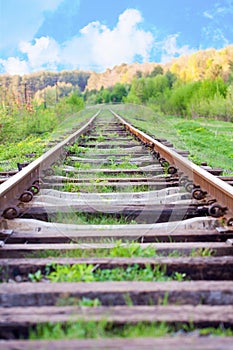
[0,0,232,75]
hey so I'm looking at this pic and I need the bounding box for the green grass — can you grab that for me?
[56,297,102,307]
[31,263,185,283]
[66,144,87,155]
[102,161,138,169]
[29,321,233,340]
[26,244,214,260]
[83,146,136,154]
[67,172,145,179]
[60,182,150,193]
[27,242,213,282]
[0,106,99,171]
[0,136,46,170]
[112,104,233,174]
[65,159,138,170]
[53,167,146,179]
[48,212,137,225]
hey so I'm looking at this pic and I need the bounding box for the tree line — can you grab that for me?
[85,64,233,121]
[1,45,233,124]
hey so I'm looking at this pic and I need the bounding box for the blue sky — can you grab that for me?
[0,0,232,75]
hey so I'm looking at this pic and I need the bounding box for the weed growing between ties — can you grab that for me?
[56,297,102,307]
[29,263,186,283]
[68,172,146,179]
[26,241,214,260]
[61,183,150,193]
[64,159,138,171]
[65,144,87,155]
[82,146,137,155]
[29,321,233,340]
[102,161,139,170]
[48,212,137,225]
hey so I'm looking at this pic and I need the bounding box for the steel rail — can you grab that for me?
[111,110,233,219]
[0,111,100,217]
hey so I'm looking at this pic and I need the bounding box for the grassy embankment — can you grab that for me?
[0,105,100,171]
[111,104,233,175]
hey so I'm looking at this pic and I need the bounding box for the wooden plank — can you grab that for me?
[69,155,154,162]
[218,176,233,181]
[63,167,164,175]
[0,305,232,326]
[0,170,17,176]
[44,176,178,184]
[74,152,148,158]
[4,217,222,243]
[5,216,219,231]
[68,159,154,166]
[42,181,177,188]
[78,143,140,148]
[1,257,233,280]
[29,193,192,207]
[90,132,128,136]
[1,338,233,350]
[0,242,232,258]
[39,187,183,199]
[87,137,134,141]
[20,204,200,223]
[4,228,230,244]
[1,281,232,307]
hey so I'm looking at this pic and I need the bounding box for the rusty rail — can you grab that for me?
[111,110,233,221]
[0,112,99,218]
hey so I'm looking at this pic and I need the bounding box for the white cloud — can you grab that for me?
[1,8,155,74]
[202,26,230,48]
[201,2,233,49]
[0,57,29,75]
[0,37,61,74]
[160,34,195,63]
[203,11,214,19]
[62,8,154,71]
[203,3,233,21]
[20,37,60,71]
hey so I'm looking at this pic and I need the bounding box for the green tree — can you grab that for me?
[127,78,147,103]
[66,92,84,111]
[168,81,201,116]
[110,83,127,103]
[165,70,177,88]
[149,65,164,77]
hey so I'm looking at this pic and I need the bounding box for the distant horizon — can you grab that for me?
[1,45,232,78]
[0,0,232,75]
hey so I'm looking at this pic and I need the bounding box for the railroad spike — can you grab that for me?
[208,204,228,218]
[19,190,34,203]
[192,188,207,200]
[2,206,20,220]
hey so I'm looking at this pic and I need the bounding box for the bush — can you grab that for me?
[191,92,233,121]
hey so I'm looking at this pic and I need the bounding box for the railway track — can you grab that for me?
[0,109,233,349]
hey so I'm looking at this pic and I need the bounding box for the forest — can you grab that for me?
[0,45,233,146]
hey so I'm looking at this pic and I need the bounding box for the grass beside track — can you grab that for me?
[111,104,233,174]
[0,107,99,171]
